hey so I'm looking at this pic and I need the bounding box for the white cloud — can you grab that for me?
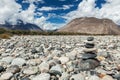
[19,3,37,24]
[34,16,47,29]
[38,7,56,11]
[19,4,49,28]
[42,22,65,30]
[64,0,120,25]
[39,5,73,11]
[0,0,21,24]
[22,0,44,4]
[63,0,98,22]
[63,5,74,10]
[0,0,47,29]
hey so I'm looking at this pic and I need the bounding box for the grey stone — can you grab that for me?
[1,57,14,64]
[0,66,5,72]
[78,59,100,71]
[87,37,94,41]
[11,58,26,66]
[112,74,120,80]
[7,65,20,74]
[31,48,38,54]
[85,43,95,48]
[81,53,97,59]
[49,70,62,76]
[21,77,30,80]
[50,64,62,73]
[50,64,62,76]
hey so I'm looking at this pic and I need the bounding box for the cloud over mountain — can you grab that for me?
[64,0,120,25]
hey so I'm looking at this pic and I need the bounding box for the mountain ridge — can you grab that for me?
[58,17,120,35]
[0,20,43,31]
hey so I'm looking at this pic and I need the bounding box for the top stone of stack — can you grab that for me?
[87,37,94,41]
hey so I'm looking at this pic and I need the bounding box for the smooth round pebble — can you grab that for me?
[81,53,97,59]
[21,77,30,80]
[23,67,38,75]
[70,73,85,80]
[0,72,13,80]
[78,59,100,71]
[32,73,50,80]
[11,58,26,66]
[89,75,100,80]
[101,75,114,80]
[87,37,94,41]
[59,56,69,64]
[0,66,5,72]
[1,57,14,64]
[50,64,62,73]
[39,62,49,73]
[7,65,20,74]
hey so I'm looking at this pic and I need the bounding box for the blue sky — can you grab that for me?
[0,0,120,30]
[16,0,106,24]
[16,0,82,24]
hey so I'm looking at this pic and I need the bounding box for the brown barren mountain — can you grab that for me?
[58,17,120,35]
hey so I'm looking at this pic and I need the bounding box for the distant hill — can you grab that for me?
[0,20,43,31]
[58,17,120,35]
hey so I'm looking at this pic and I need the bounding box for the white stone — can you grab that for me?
[11,58,26,66]
[1,57,14,64]
[89,75,100,80]
[32,73,50,80]
[59,56,69,64]
[60,72,69,80]
[66,52,76,60]
[23,67,38,75]
[101,75,114,80]
[0,72,13,80]
[27,59,41,66]
[51,50,62,57]
[39,62,49,73]
[83,48,97,53]
[70,73,85,80]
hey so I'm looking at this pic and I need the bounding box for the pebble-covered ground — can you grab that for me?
[0,35,120,80]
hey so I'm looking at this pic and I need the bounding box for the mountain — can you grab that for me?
[58,17,120,35]
[0,20,43,31]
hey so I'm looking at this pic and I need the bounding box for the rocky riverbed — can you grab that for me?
[0,35,120,80]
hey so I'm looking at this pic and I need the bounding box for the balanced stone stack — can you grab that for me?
[79,37,100,71]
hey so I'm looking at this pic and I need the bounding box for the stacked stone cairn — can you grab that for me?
[79,37,100,71]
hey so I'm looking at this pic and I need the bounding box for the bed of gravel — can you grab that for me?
[0,35,120,80]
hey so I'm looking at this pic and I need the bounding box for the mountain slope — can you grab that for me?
[0,20,43,31]
[58,17,120,35]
